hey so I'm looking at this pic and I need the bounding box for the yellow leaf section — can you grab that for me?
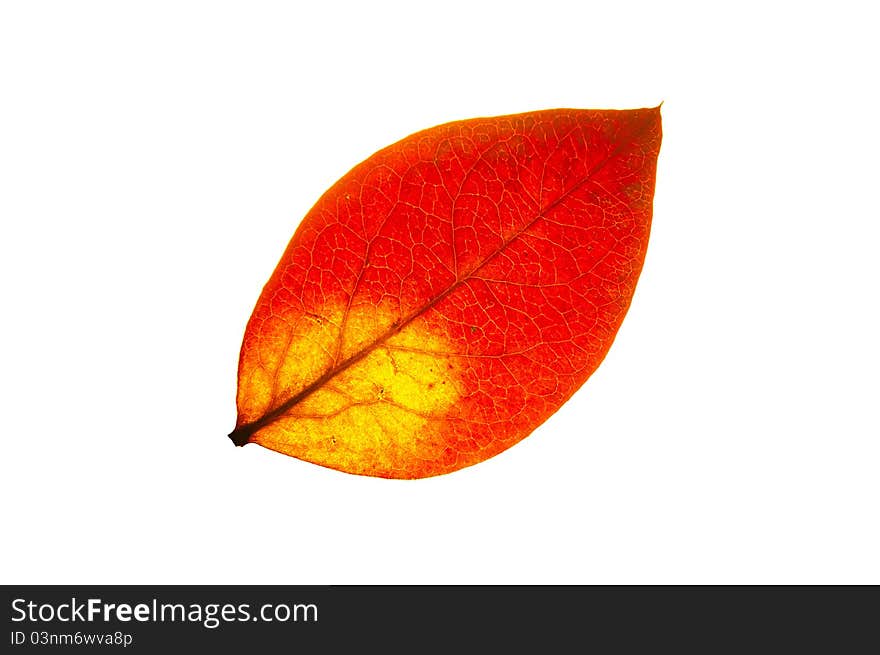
[250,313,462,478]
[236,311,342,425]
[336,298,399,361]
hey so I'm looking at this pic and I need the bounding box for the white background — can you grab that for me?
[1,1,877,584]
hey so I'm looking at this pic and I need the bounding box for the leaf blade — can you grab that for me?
[231,107,662,478]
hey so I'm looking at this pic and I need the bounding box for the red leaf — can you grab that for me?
[230,107,662,478]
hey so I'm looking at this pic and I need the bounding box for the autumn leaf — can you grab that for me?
[230,107,662,478]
